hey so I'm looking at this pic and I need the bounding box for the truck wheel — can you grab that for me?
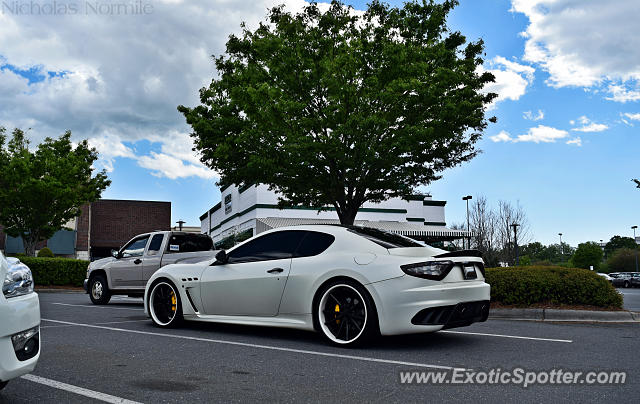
[89,275,112,305]
[0,380,8,390]
[624,281,630,288]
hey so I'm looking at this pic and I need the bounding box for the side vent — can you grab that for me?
[185,288,199,313]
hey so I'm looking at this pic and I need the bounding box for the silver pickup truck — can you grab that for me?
[83,231,216,304]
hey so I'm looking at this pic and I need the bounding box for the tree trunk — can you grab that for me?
[23,233,39,257]
[336,205,359,225]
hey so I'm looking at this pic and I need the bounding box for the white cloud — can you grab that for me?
[566,137,582,146]
[515,125,569,143]
[623,112,640,121]
[523,109,544,121]
[0,0,311,179]
[490,125,569,144]
[511,0,640,99]
[606,84,640,103]
[490,130,514,142]
[482,56,535,108]
[570,116,608,132]
[138,152,218,180]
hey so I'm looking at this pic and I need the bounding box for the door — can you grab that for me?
[110,235,149,289]
[142,233,166,284]
[199,230,307,316]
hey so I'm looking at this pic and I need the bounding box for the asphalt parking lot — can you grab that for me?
[1,292,638,403]
[618,287,640,312]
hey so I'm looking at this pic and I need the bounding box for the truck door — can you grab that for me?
[110,235,149,289]
[142,233,165,285]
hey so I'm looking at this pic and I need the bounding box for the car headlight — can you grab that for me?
[3,265,34,298]
[400,260,454,281]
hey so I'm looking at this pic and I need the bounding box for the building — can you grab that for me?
[200,184,469,247]
[1,199,171,260]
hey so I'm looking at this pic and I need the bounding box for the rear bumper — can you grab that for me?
[0,292,41,382]
[366,275,491,335]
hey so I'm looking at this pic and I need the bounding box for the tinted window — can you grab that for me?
[227,231,306,263]
[122,236,149,258]
[148,234,164,251]
[166,234,213,253]
[347,227,422,249]
[294,231,335,258]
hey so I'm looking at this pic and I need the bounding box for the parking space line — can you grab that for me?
[50,303,143,311]
[41,318,467,371]
[42,319,149,329]
[21,374,142,404]
[441,330,573,343]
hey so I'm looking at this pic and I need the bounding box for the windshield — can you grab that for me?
[346,226,423,249]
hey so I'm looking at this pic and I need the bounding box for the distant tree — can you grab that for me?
[0,127,110,256]
[521,241,545,261]
[469,196,499,266]
[448,222,466,250]
[604,248,638,273]
[179,0,496,224]
[604,235,637,258]
[571,242,604,271]
[495,200,530,265]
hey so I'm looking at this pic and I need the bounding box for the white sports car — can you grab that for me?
[144,225,490,346]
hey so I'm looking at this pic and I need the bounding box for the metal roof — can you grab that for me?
[255,217,471,238]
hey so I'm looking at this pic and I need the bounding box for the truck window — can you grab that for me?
[166,234,213,253]
[121,236,150,258]
[147,234,165,256]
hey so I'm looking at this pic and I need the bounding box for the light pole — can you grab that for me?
[176,220,185,231]
[558,233,563,259]
[462,195,472,249]
[633,226,638,273]
[511,223,520,266]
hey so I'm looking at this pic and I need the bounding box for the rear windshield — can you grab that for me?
[166,234,213,253]
[347,226,422,249]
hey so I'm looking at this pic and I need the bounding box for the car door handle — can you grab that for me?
[134,259,142,265]
[267,268,284,274]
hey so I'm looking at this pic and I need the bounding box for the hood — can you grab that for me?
[90,256,116,269]
[387,246,447,258]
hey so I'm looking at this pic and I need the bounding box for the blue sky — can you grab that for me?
[1,0,639,246]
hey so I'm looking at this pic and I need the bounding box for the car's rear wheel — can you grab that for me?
[316,280,377,346]
[89,275,111,305]
[149,280,183,328]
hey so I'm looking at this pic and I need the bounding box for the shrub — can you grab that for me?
[485,266,622,309]
[604,248,639,273]
[37,247,54,258]
[18,257,88,287]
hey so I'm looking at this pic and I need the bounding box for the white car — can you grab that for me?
[0,252,40,390]
[144,225,490,346]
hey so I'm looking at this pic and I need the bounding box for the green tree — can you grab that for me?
[0,128,111,256]
[179,0,496,224]
[604,248,638,273]
[571,242,604,271]
[604,235,637,258]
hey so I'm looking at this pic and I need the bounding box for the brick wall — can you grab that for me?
[90,200,171,248]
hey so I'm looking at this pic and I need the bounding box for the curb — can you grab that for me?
[489,308,640,323]
[35,288,85,294]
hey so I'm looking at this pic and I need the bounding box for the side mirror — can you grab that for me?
[111,249,120,259]
[214,250,228,265]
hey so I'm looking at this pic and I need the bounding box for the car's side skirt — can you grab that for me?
[184,313,314,331]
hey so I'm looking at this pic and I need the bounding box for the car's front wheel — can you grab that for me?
[316,280,378,346]
[89,275,111,305]
[148,280,183,328]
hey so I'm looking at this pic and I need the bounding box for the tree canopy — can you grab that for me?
[604,235,637,258]
[179,0,496,224]
[0,128,111,256]
[571,242,603,271]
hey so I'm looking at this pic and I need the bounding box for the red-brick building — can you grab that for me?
[1,199,171,260]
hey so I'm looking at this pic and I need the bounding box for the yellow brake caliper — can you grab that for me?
[334,304,340,324]
[170,291,177,313]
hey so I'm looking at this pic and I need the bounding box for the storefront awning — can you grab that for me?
[255,217,471,240]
